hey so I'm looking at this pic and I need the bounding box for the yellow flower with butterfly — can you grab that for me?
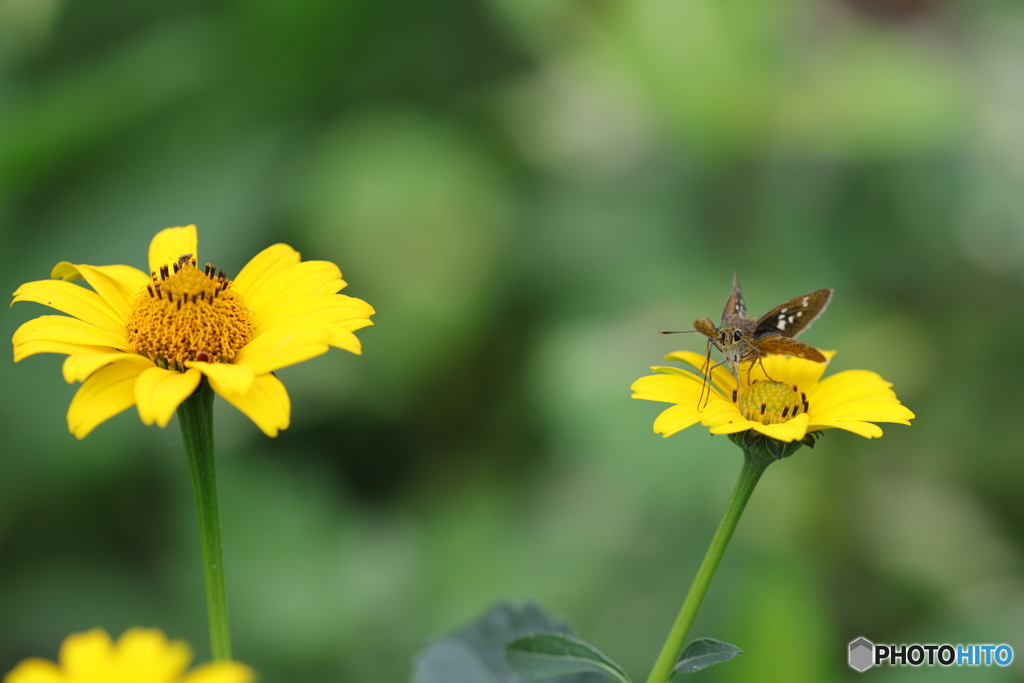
[632,349,914,446]
[636,276,915,683]
[638,275,913,448]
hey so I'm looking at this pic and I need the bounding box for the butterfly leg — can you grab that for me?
[749,354,780,384]
[698,339,714,410]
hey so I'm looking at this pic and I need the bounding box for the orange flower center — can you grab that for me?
[126,256,253,371]
[737,379,810,425]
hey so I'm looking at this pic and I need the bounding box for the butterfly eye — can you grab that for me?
[733,330,743,342]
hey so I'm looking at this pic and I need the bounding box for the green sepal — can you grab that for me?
[727,429,823,460]
[507,632,631,683]
[801,430,823,448]
[670,638,743,676]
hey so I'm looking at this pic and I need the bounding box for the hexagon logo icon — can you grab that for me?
[849,637,875,672]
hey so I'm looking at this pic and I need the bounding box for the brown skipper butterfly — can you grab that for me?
[664,274,833,398]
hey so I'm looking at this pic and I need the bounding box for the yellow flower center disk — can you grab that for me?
[126,257,253,371]
[738,380,810,425]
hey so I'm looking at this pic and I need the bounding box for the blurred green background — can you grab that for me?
[2,0,1022,681]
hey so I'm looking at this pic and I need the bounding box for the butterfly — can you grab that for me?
[664,274,833,393]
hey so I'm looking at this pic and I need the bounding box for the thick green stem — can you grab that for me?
[644,450,771,683]
[177,381,232,661]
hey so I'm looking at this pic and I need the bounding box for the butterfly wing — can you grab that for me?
[753,289,833,339]
[720,272,748,325]
[753,334,828,363]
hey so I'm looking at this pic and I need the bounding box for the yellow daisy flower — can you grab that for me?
[12,225,374,438]
[631,350,914,443]
[3,628,254,683]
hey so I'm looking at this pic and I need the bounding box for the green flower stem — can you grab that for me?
[177,381,232,661]
[644,450,771,683]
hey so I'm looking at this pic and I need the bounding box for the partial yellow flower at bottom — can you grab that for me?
[631,350,914,443]
[3,628,254,683]
[12,225,374,438]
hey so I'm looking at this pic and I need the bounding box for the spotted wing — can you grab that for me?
[720,273,747,326]
[753,289,833,339]
[753,335,828,363]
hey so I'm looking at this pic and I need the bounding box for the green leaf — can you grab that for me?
[670,638,743,676]
[412,602,606,683]
[507,632,632,683]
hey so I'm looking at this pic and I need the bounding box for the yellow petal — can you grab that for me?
[814,368,888,392]
[336,317,374,332]
[812,396,903,416]
[234,322,330,375]
[707,420,757,435]
[134,367,202,427]
[14,315,130,350]
[59,629,115,677]
[813,392,905,420]
[231,244,302,301]
[700,398,748,428]
[664,350,709,369]
[664,350,737,393]
[2,658,64,683]
[210,372,290,437]
[188,361,255,396]
[92,264,151,293]
[702,400,763,435]
[12,279,125,332]
[242,261,344,319]
[810,372,896,413]
[812,405,914,424]
[652,404,705,436]
[876,405,916,422]
[63,352,152,383]
[752,413,809,442]
[51,263,148,320]
[755,351,834,389]
[631,372,717,405]
[324,324,364,354]
[649,365,734,399]
[645,365,693,376]
[67,363,147,439]
[252,293,375,331]
[312,277,346,295]
[148,225,198,276]
[810,420,885,438]
[116,628,192,681]
[14,339,112,364]
[182,662,256,683]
